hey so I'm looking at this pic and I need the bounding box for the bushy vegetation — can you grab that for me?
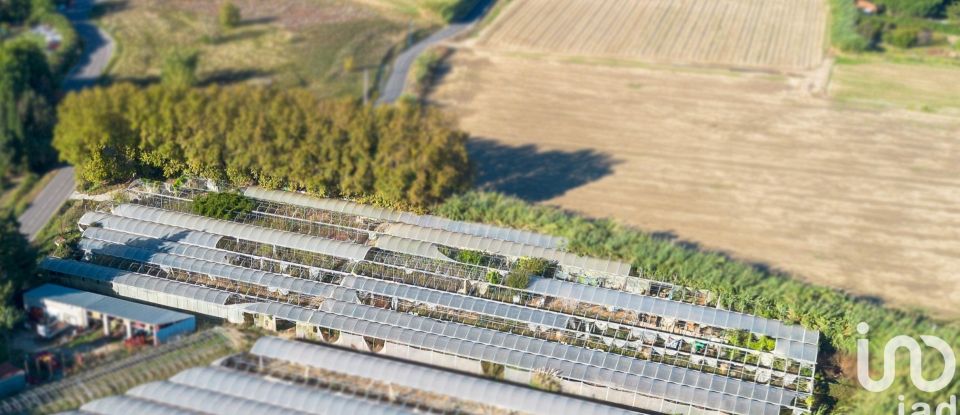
[530,368,562,392]
[53,83,472,208]
[0,209,36,362]
[876,0,948,18]
[455,249,484,265]
[435,191,960,413]
[480,361,504,379]
[161,49,199,89]
[412,48,445,97]
[829,0,871,52]
[887,26,920,48]
[192,192,254,220]
[503,256,551,289]
[421,0,483,22]
[0,39,57,182]
[725,330,776,352]
[218,1,241,29]
[949,2,960,21]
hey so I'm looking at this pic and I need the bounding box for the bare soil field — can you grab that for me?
[477,0,827,71]
[432,50,960,317]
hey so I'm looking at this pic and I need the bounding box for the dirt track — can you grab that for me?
[432,50,960,317]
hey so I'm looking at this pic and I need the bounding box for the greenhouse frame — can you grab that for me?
[43,184,820,415]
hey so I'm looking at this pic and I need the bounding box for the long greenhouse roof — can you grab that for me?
[250,336,648,415]
[80,396,200,415]
[80,212,225,248]
[169,367,415,415]
[77,238,346,299]
[340,275,572,329]
[126,381,315,415]
[23,284,191,326]
[527,278,820,351]
[242,187,567,249]
[110,204,372,261]
[381,222,632,275]
[40,258,236,306]
[240,300,796,415]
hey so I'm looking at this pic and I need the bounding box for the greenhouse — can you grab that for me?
[42,186,821,415]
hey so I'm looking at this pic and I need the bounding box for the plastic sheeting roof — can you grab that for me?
[170,367,415,415]
[80,212,224,248]
[23,284,192,326]
[80,396,200,415]
[243,187,566,249]
[526,278,820,352]
[250,337,647,415]
[110,204,372,261]
[78,239,341,299]
[341,275,571,330]
[371,234,450,261]
[243,300,796,415]
[127,381,315,415]
[382,222,632,276]
[40,258,235,306]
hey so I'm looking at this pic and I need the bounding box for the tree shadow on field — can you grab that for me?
[469,138,619,202]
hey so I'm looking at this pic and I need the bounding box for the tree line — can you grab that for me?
[54,83,473,208]
[1,0,79,184]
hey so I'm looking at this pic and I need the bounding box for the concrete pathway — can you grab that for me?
[18,0,115,241]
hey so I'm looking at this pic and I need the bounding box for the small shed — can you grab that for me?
[23,284,195,345]
[0,363,25,398]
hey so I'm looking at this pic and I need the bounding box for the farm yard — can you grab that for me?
[431,49,960,318]
[477,0,827,71]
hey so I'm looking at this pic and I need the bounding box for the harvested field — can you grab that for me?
[478,0,827,71]
[432,50,960,317]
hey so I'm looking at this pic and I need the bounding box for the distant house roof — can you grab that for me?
[856,0,878,13]
[23,284,193,326]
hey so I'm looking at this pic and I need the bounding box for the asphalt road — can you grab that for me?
[18,0,115,241]
[377,1,493,105]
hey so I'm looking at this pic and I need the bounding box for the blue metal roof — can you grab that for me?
[24,284,193,326]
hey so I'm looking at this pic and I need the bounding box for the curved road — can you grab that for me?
[18,0,115,241]
[377,0,493,105]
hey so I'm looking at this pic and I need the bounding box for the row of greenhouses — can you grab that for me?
[42,185,820,415]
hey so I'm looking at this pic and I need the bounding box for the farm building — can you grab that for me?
[23,284,195,344]
[40,180,820,415]
[58,336,646,415]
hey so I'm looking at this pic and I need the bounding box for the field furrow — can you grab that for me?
[478,0,826,71]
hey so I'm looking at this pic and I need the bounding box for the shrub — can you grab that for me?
[876,0,944,18]
[887,26,920,48]
[485,270,502,285]
[949,2,960,21]
[422,0,482,22]
[191,192,254,220]
[219,1,241,29]
[412,48,445,96]
[456,249,484,265]
[161,49,199,89]
[504,271,530,289]
[530,368,562,392]
[829,0,870,52]
[480,361,504,379]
